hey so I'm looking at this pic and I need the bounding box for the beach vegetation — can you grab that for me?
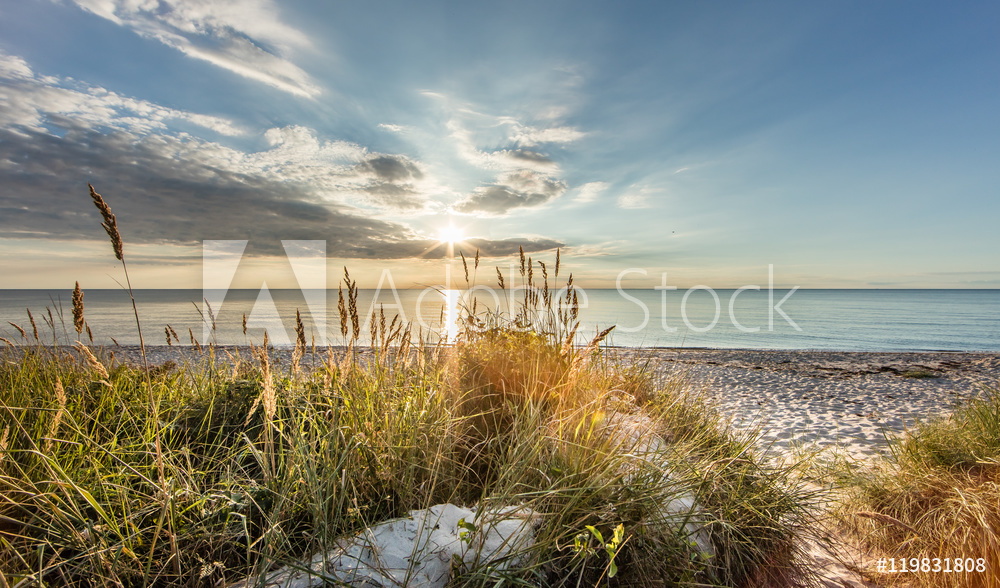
[0,185,822,587]
[837,384,1000,587]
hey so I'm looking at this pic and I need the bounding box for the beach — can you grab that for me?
[622,348,1000,460]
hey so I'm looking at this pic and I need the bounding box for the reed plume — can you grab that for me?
[292,309,306,377]
[72,282,84,336]
[45,378,67,452]
[246,332,276,424]
[295,309,306,350]
[26,309,38,341]
[85,185,149,380]
[496,267,505,290]
[338,286,348,338]
[0,336,13,347]
[88,184,123,260]
[74,342,109,380]
[8,322,26,340]
[204,298,217,334]
[345,268,360,341]
[461,251,469,284]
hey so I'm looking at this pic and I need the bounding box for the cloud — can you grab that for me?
[0,124,553,258]
[0,52,244,136]
[617,186,656,209]
[69,0,320,98]
[356,155,423,182]
[445,112,580,173]
[573,181,608,204]
[510,125,585,146]
[0,54,559,258]
[377,123,405,133]
[453,170,566,216]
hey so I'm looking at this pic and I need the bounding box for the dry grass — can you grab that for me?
[836,385,1000,588]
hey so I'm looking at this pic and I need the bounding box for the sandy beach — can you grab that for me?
[617,348,1000,460]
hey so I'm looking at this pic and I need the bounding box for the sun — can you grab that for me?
[439,224,463,244]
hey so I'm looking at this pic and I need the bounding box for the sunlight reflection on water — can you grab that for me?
[442,289,460,343]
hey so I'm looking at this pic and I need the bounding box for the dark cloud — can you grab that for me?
[0,126,556,259]
[356,155,423,182]
[507,150,553,164]
[360,183,426,210]
[352,155,427,210]
[453,171,566,216]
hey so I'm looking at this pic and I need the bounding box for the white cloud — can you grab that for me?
[0,53,435,212]
[0,51,243,136]
[510,125,585,146]
[573,181,608,204]
[68,0,320,98]
[617,186,656,209]
[378,123,405,133]
[0,53,33,79]
[446,117,561,173]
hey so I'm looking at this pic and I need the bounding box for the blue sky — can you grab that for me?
[1,1,998,289]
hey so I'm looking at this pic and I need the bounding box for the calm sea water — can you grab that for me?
[1,288,998,351]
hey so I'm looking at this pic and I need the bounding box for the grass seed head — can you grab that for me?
[72,282,84,335]
[88,184,124,261]
[8,322,26,340]
[74,342,109,380]
[338,286,348,338]
[26,309,38,341]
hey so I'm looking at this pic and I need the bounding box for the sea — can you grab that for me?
[1,288,998,352]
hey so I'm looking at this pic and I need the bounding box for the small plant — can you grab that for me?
[574,523,626,578]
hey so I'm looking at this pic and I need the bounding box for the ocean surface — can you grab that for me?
[1,288,998,352]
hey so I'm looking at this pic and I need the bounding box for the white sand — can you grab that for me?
[615,348,1000,460]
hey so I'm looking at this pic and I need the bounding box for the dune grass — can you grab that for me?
[835,385,1000,587]
[0,184,823,586]
[0,284,823,586]
[0,323,820,587]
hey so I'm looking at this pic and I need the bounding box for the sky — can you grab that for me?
[1,0,999,290]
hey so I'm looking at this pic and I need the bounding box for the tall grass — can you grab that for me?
[836,385,1000,588]
[0,186,821,587]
